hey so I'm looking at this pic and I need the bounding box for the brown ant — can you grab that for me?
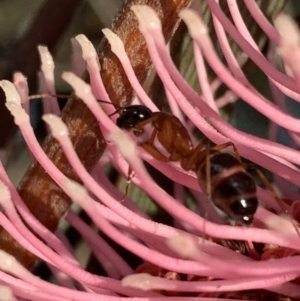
[29,95,281,226]
[102,100,264,225]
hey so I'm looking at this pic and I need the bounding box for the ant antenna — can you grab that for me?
[95,99,123,117]
[108,107,124,117]
[96,99,121,108]
[25,94,126,123]
[26,94,124,114]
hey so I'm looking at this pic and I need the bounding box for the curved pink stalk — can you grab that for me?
[2,2,300,300]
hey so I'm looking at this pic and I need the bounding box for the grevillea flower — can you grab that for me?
[1,1,300,300]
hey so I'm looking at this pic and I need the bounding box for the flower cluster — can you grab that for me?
[0,2,300,300]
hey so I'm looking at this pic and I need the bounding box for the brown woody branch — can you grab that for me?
[0,0,192,269]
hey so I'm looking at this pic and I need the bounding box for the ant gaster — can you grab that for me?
[101,100,259,225]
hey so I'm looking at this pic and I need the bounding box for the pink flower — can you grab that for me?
[0,2,300,300]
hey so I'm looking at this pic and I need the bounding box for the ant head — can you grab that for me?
[116,105,152,130]
[97,100,153,130]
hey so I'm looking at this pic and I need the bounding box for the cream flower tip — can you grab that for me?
[122,273,157,290]
[63,179,88,202]
[75,34,97,60]
[180,9,207,37]
[5,102,29,125]
[102,28,125,55]
[0,250,16,271]
[131,5,161,32]
[0,285,14,301]
[274,13,300,47]
[38,45,48,52]
[13,72,26,82]
[0,80,21,104]
[265,214,298,237]
[38,45,54,69]
[13,73,29,103]
[109,130,137,161]
[62,71,91,96]
[0,181,11,202]
[42,114,68,138]
[167,233,198,257]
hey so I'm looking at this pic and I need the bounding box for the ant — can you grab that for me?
[101,100,265,226]
[29,94,283,226]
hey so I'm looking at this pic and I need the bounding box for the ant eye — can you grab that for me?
[230,198,258,215]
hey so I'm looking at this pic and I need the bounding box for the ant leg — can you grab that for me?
[180,138,214,240]
[243,163,288,213]
[134,115,157,132]
[132,116,170,161]
[245,164,300,236]
[138,125,170,162]
[181,138,209,170]
[211,141,243,163]
[148,128,158,146]
[121,166,135,201]
[205,145,212,201]
[202,144,213,243]
[139,142,170,162]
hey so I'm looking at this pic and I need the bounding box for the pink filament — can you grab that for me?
[1,1,300,300]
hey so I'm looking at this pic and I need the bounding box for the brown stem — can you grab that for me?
[0,0,192,269]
